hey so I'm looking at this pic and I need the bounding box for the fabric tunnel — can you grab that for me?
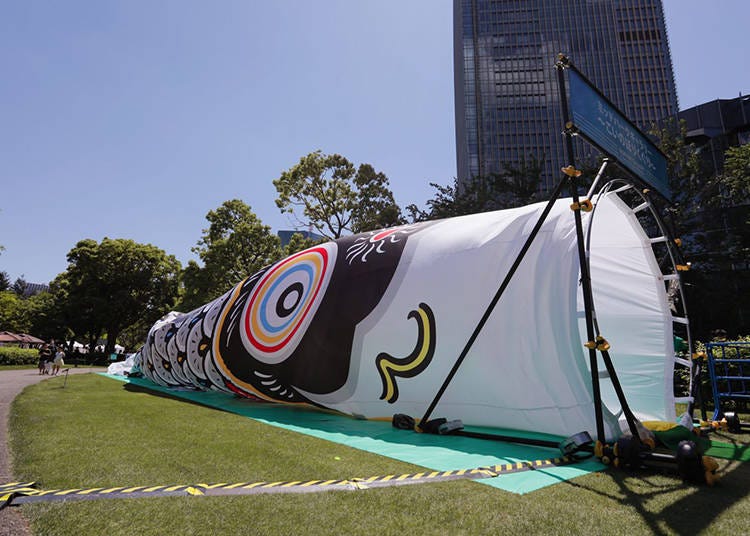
[137,190,677,442]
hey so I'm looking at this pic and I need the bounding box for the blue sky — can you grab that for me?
[1,0,748,285]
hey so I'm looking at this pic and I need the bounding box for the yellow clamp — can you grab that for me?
[570,199,593,212]
[703,456,720,487]
[561,165,583,178]
[692,351,707,361]
[564,121,580,135]
[676,263,691,271]
[674,238,682,247]
[584,336,611,352]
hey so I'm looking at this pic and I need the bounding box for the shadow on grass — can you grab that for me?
[708,429,750,462]
[558,454,750,535]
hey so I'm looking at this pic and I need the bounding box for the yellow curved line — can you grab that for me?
[379,307,432,402]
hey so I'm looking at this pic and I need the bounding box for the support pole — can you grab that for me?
[556,56,606,443]
[586,158,611,200]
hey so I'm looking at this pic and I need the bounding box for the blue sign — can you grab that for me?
[568,69,670,200]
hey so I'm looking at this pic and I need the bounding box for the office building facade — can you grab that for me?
[679,94,750,176]
[454,0,678,191]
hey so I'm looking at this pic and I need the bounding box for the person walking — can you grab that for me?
[37,344,52,375]
[53,347,65,375]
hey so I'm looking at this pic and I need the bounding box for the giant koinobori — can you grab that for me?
[137,197,678,439]
[140,223,436,409]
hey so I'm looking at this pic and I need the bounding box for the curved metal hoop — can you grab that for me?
[583,178,698,416]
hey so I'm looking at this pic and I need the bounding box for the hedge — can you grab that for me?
[0,347,39,366]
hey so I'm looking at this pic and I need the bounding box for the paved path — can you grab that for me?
[0,368,99,536]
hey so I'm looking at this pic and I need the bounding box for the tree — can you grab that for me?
[0,291,26,333]
[649,118,712,218]
[274,151,403,239]
[721,143,750,204]
[62,238,181,354]
[12,276,28,297]
[179,200,282,311]
[0,287,64,339]
[25,290,69,342]
[407,155,544,221]
[352,164,404,233]
[0,271,9,292]
[53,270,102,352]
[650,119,750,338]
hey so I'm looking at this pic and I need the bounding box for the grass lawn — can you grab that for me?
[8,374,750,535]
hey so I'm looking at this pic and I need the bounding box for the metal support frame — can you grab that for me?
[415,55,693,459]
[556,58,610,443]
[585,178,699,420]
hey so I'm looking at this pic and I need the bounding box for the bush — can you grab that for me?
[0,347,39,366]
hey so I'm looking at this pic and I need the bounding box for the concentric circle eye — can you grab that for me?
[241,243,336,363]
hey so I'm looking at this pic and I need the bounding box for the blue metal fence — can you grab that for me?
[706,341,750,420]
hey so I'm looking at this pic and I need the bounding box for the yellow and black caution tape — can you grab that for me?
[1,456,578,507]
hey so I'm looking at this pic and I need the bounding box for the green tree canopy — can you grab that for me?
[407,156,544,221]
[649,118,711,216]
[62,238,181,354]
[352,163,403,233]
[274,151,403,239]
[25,289,69,343]
[650,119,750,338]
[0,279,72,343]
[179,199,282,311]
[721,143,750,203]
[0,291,26,333]
[0,271,9,292]
[11,277,28,297]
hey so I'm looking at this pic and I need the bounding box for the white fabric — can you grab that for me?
[141,194,677,441]
[320,195,673,439]
[584,194,675,426]
[107,354,137,376]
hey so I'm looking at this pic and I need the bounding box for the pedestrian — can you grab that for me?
[53,347,65,375]
[38,344,51,375]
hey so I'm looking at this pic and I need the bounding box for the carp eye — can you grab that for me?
[241,243,336,364]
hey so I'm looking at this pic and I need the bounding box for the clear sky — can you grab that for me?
[1,0,748,285]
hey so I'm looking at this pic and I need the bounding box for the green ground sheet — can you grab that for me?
[102,373,605,494]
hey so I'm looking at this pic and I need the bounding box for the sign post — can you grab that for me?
[563,58,670,201]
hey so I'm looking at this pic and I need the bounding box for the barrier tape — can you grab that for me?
[1,456,578,508]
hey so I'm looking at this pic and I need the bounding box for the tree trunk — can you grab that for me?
[105,328,119,355]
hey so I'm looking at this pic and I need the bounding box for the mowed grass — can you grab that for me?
[8,374,750,536]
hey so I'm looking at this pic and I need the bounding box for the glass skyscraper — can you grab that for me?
[454,0,678,191]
